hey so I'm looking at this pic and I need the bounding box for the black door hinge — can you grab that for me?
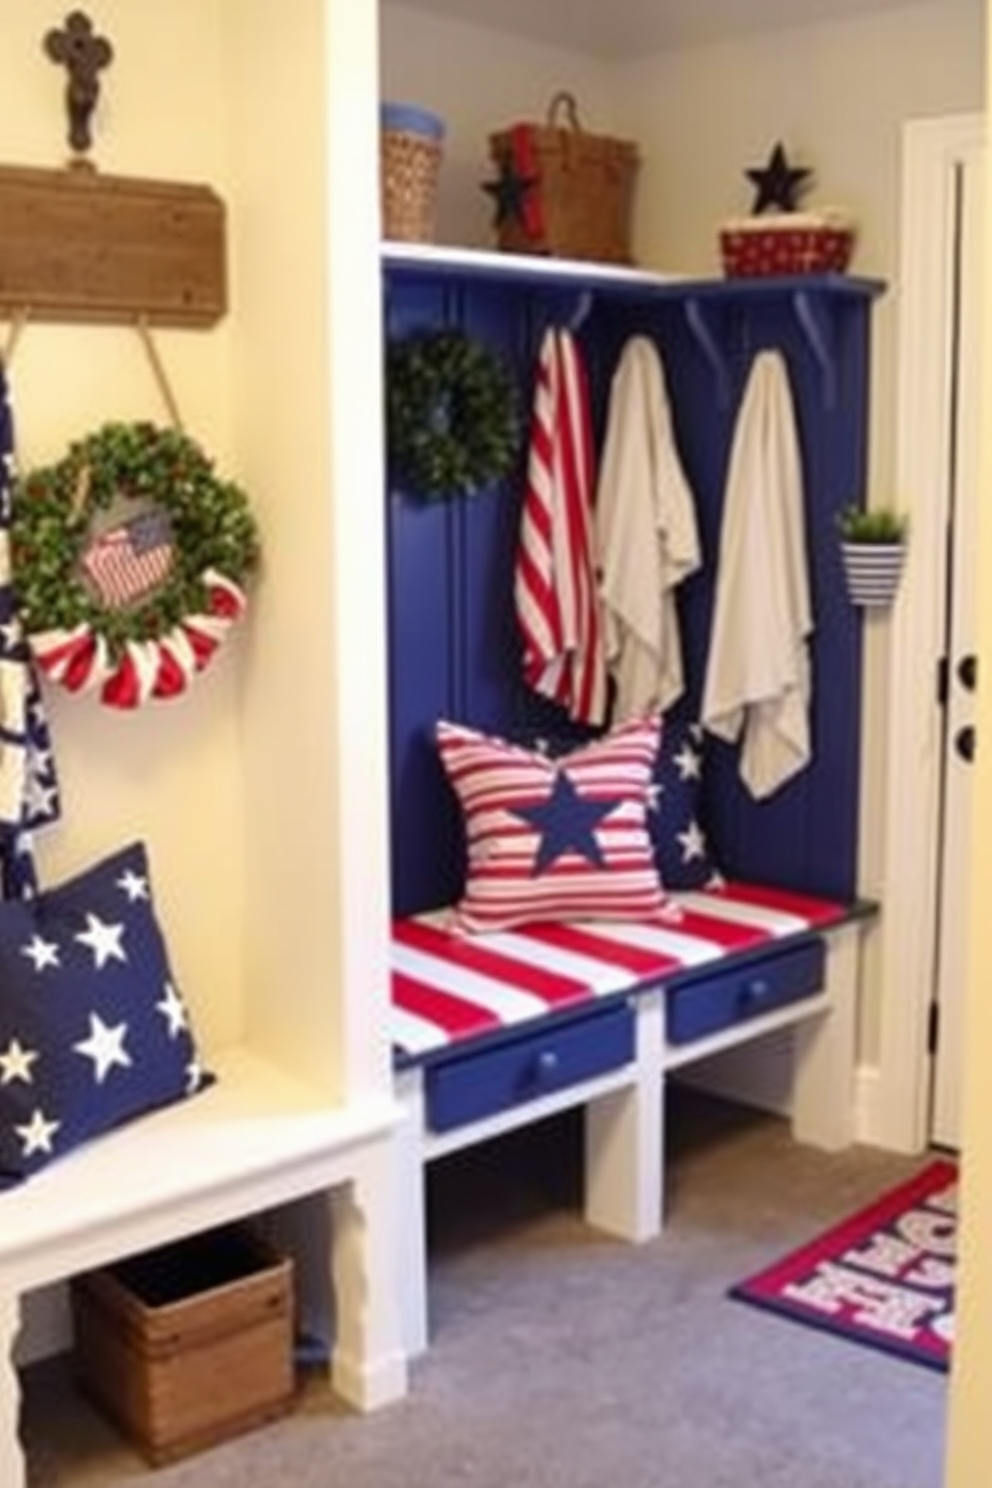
[937,656,950,708]
[927,1000,941,1056]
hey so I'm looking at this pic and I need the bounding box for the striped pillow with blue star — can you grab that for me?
[647,716,724,891]
[0,841,211,1186]
[436,714,668,934]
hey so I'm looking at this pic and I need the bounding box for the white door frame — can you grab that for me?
[873,113,984,1153]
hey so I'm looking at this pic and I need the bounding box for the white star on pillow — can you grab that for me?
[116,868,150,903]
[0,1038,38,1085]
[21,934,60,972]
[15,1108,61,1157]
[673,742,702,782]
[156,982,188,1038]
[677,820,708,864]
[73,1013,133,1084]
[74,914,127,969]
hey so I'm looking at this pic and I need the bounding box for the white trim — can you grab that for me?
[854,1062,884,1146]
[874,113,985,1153]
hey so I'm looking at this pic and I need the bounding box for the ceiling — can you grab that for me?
[399,0,922,58]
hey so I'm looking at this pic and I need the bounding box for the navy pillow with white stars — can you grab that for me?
[0,841,211,1187]
[647,717,724,892]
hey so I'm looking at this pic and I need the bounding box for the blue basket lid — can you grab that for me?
[381,102,446,141]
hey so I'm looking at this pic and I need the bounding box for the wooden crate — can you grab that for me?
[71,1226,295,1465]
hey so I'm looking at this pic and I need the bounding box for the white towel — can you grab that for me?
[701,350,813,800]
[595,336,701,721]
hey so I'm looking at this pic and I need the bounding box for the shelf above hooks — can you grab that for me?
[382,244,886,410]
[0,163,227,329]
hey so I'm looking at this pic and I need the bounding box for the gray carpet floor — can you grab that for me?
[24,1090,948,1487]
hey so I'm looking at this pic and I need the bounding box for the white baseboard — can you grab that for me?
[854,1062,882,1146]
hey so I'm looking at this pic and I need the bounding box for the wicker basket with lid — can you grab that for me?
[487,92,639,264]
[381,102,445,243]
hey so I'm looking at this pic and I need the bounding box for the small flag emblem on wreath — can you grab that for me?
[80,509,175,610]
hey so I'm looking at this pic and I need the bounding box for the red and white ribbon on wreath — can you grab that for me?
[29,569,247,710]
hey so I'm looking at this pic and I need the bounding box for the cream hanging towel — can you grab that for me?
[701,349,813,799]
[595,335,701,721]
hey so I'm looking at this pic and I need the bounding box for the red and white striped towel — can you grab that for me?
[391,881,848,1059]
[514,327,608,727]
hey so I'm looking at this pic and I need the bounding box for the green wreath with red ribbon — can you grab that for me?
[11,421,260,709]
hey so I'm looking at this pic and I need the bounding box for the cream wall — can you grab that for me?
[381,2,618,246]
[2,0,241,1367]
[226,0,392,1097]
[1,1,244,1054]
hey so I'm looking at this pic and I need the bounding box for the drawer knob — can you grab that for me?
[534,1049,560,1083]
[743,978,771,1005]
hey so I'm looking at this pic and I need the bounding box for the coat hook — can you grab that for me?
[684,298,731,409]
[44,11,114,166]
[793,290,838,410]
[569,289,594,333]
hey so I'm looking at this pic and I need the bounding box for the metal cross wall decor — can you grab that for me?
[44,11,114,160]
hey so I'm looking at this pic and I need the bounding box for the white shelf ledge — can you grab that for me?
[381,238,686,293]
[381,239,885,302]
[0,1046,401,1292]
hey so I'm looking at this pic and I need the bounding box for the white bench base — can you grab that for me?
[397,921,861,1355]
[0,1048,408,1488]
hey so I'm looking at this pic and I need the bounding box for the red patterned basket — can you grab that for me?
[720,212,855,277]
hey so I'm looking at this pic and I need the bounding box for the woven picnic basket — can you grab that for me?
[381,103,445,242]
[488,92,639,264]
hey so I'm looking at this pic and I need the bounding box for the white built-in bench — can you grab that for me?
[391,881,871,1354]
[0,1047,408,1488]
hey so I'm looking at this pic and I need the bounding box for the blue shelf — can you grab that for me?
[383,242,885,410]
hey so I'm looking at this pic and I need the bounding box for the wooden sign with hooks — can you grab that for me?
[0,12,226,329]
[0,162,227,328]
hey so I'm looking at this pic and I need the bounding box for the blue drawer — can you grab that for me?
[426,1002,635,1134]
[666,938,826,1046]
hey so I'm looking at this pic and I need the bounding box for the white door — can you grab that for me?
[931,137,984,1149]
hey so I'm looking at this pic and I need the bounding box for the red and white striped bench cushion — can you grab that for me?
[391,881,848,1060]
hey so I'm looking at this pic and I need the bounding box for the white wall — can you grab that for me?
[381,3,620,245]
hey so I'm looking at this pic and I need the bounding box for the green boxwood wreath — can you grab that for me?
[11,421,260,708]
[387,328,520,499]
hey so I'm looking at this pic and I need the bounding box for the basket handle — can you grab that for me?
[547,91,582,132]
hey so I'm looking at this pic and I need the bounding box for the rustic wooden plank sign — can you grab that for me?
[0,163,227,328]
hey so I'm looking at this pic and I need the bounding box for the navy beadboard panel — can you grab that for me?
[385,261,882,915]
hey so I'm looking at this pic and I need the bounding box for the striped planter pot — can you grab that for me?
[840,542,906,609]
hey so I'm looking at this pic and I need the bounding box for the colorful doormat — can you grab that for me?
[729,1160,957,1372]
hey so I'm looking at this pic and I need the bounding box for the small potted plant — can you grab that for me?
[836,504,908,609]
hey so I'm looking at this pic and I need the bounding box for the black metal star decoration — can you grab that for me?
[746,142,813,215]
[482,151,536,230]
